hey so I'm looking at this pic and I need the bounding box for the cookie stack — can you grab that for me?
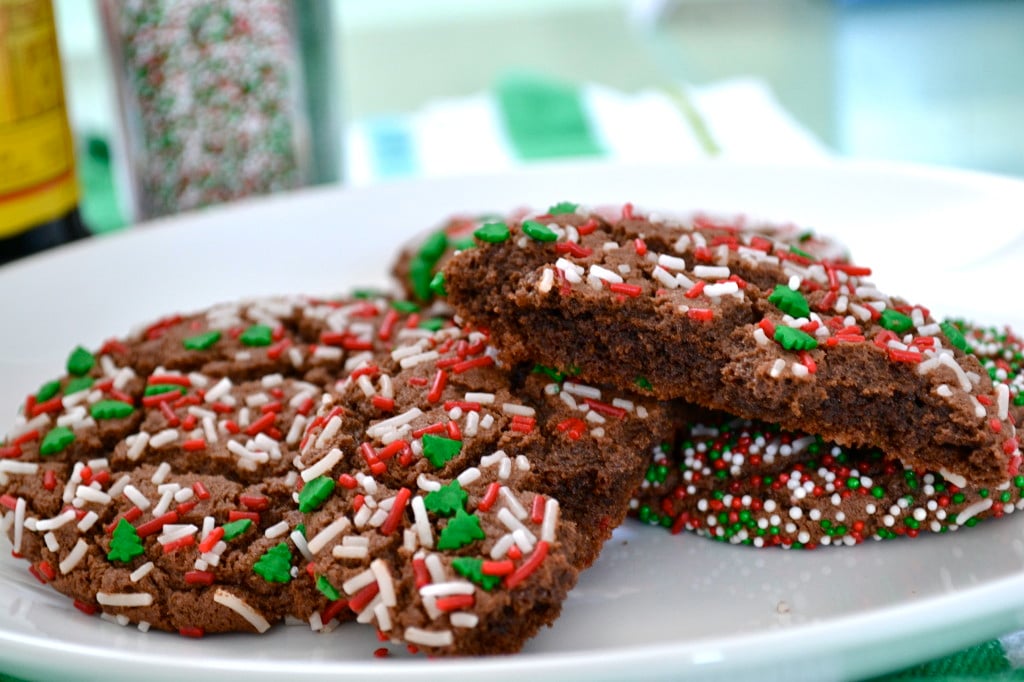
[2,203,1022,656]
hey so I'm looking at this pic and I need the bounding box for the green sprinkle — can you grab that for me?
[298,476,335,513]
[107,518,145,562]
[295,523,306,537]
[453,236,477,251]
[422,434,461,468]
[40,426,75,455]
[847,477,860,490]
[452,556,502,590]
[316,575,341,601]
[634,376,653,391]
[253,543,293,583]
[240,324,273,347]
[474,222,511,243]
[144,384,186,397]
[871,485,885,499]
[66,346,95,376]
[419,317,446,332]
[222,519,252,541]
[36,380,61,402]
[952,493,966,505]
[773,326,818,351]
[521,219,557,242]
[429,272,447,297]
[352,288,386,299]
[767,285,810,319]
[90,400,135,420]
[64,376,95,395]
[547,201,578,215]
[789,245,814,260]
[437,509,485,550]
[423,480,467,516]
[183,330,222,351]
[941,321,970,352]
[418,231,448,263]
[390,300,420,313]
[880,309,913,334]
[408,256,434,302]
[532,364,566,382]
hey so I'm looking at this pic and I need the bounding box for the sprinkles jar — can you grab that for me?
[100,0,333,220]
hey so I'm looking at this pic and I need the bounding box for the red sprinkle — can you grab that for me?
[148,374,191,387]
[482,560,515,576]
[554,241,593,258]
[245,412,277,436]
[577,218,599,235]
[530,495,546,524]
[240,494,269,511]
[374,647,390,659]
[198,527,225,553]
[634,238,647,255]
[0,494,18,510]
[687,308,714,322]
[0,445,20,459]
[371,395,395,412]
[192,481,211,500]
[12,430,40,447]
[505,541,550,589]
[229,510,260,523]
[381,488,412,535]
[322,598,350,624]
[443,400,481,412]
[182,439,207,452]
[337,473,358,489]
[435,594,474,612]
[477,482,501,512]
[413,556,431,588]
[136,511,179,538]
[452,356,494,374]
[427,369,447,403]
[162,535,196,554]
[73,599,98,616]
[348,582,380,613]
[179,627,205,639]
[185,570,215,586]
[583,398,627,419]
[43,469,58,491]
[30,396,64,417]
[609,282,643,298]
[887,348,923,363]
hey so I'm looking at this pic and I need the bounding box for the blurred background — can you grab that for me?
[5,0,1024,256]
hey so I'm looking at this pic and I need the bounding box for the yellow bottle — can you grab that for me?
[0,0,88,264]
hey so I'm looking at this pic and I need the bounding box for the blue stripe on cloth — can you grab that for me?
[364,117,419,179]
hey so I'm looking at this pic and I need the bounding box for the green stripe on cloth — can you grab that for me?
[868,640,1024,681]
[496,73,605,160]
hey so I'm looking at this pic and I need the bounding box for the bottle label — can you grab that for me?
[0,0,78,237]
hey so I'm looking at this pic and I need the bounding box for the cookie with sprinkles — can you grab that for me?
[291,315,671,654]
[443,205,1020,486]
[632,412,1024,549]
[0,330,329,635]
[632,320,1024,547]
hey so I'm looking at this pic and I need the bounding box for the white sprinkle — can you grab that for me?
[315,415,343,449]
[419,581,475,597]
[769,359,787,378]
[589,264,623,284]
[302,447,344,482]
[374,603,392,632]
[480,414,494,430]
[652,266,679,289]
[412,495,433,549]
[538,267,555,294]
[35,509,77,531]
[204,377,233,404]
[499,487,529,520]
[939,468,968,489]
[555,258,584,284]
[123,485,151,510]
[149,462,171,483]
[0,461,39,475]
[490,533,515,560]
[213,589,271,633]
[657,254,688,271]
[516,455,530,471]
[997,384,1010,421]
[498,507,537,544]
[450,612,479,628]
[562,382,601,400]
[342,568,377,595]
[77,511,99,532]
[399,350,440,370]
[59,540,89,574]
[404,627,453,648]
[157,524,197,545]
[791,362,809,378]
[44,532,59,552]
[502,403,536,418]
[149,429,178,449]
[332,545,369,560]
[371,559,397,607]
[366,408,423,438]
[956,498,993,525]
[456,468,481,487]
[694,265,730,279]
[264,521,290,539]
[465,392,495,404]
[97,592,153,607]
[126,432,150,461]
[703,281,740,297]
[307,516,351,555]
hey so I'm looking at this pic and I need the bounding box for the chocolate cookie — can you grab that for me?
[292,318,670,655]
[443,204,1019,486]
[1,293,670,655]
[632,320,1024,548]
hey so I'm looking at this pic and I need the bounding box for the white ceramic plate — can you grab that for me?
[3,159,1024,682]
